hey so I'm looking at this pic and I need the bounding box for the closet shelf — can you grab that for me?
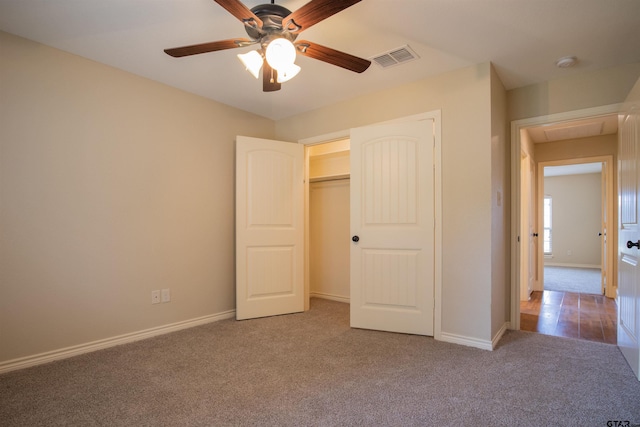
[309,174,350,183]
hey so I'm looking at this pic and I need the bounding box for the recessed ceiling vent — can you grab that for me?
[371,45,419,69]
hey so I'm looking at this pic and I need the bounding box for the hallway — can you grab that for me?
[520,290,617,344]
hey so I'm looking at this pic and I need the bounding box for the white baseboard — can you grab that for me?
[491,322,509,349]
[313,294,503,350]
[438,331,493,351]
[0,310,236,374]
[544,262,600,269]
[310,292,350,304]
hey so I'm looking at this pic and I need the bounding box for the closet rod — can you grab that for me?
[309,174,350,183]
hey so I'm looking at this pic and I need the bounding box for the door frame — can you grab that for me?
[299,111,443,339]
[536,156,614,296]
[510,103,621,329]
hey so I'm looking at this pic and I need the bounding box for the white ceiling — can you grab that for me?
[526,114,619,144]
[1,0,640,121]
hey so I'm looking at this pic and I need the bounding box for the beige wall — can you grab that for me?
[277,63,498,342]
[0,31,275,363]
[508,62,640,121]
[535,134,617,163]
[309,180,350,300]
[308,146,350,301]
[544,173,602,267]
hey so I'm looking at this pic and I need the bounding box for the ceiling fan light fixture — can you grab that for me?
[165,0,370,92]
[265,37,297,72]
[237,50,263,79]
[277,63,301,83]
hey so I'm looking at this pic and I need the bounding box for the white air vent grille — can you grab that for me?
[371,45,419,69]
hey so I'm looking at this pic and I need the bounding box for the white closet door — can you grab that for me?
[236,136,304,320]
[350,119,435,335]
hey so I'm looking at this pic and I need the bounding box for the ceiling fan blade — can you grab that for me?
[283,0,362,34]
[263,61,281,92]
[164,38,253,57]
[295,41,371,73]
[213,0,263,28]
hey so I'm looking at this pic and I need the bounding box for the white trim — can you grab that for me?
[510,103,621,331]
[511,104,621,130]
[537,154,613,296]
[492,322,509,350]
[439,322,507,351]
[432,110,443,342]
[310,292,350,304]
[0,310,235,374]
[299,130,349,146]
[544,262,601,269]
[439,332,493,351]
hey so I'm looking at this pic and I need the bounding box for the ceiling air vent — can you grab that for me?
[371,45,419,69]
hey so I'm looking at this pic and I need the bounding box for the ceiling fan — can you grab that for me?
[164,0,371,92]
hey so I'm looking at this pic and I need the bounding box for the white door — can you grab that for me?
[600,163,608,295]
[520,154,535,299]
[528,158,536,295]
[619,100,640,380]
[350,120,435,335]
[236,136,304,320]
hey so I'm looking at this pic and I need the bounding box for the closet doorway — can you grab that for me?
[302,113,441,338]
[307,139,351,304]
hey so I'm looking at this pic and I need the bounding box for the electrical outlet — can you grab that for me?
[151,290,161,304]
[161,288,171,303]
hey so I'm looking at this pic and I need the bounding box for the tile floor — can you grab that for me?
[520,290,617,344]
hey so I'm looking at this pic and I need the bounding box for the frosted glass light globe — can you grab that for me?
[237,50,263,79]
[277,64,301,83]
[265,38,296,71]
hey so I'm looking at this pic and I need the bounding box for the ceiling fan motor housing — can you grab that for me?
[246,3,297,44]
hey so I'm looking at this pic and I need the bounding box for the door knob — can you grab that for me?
[352,235,360,242]
[627,240,640,249]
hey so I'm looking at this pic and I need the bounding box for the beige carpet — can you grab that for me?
[544,266,602,294]
[1,298,639,426]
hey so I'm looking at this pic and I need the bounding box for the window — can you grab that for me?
[543,196,552,254]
